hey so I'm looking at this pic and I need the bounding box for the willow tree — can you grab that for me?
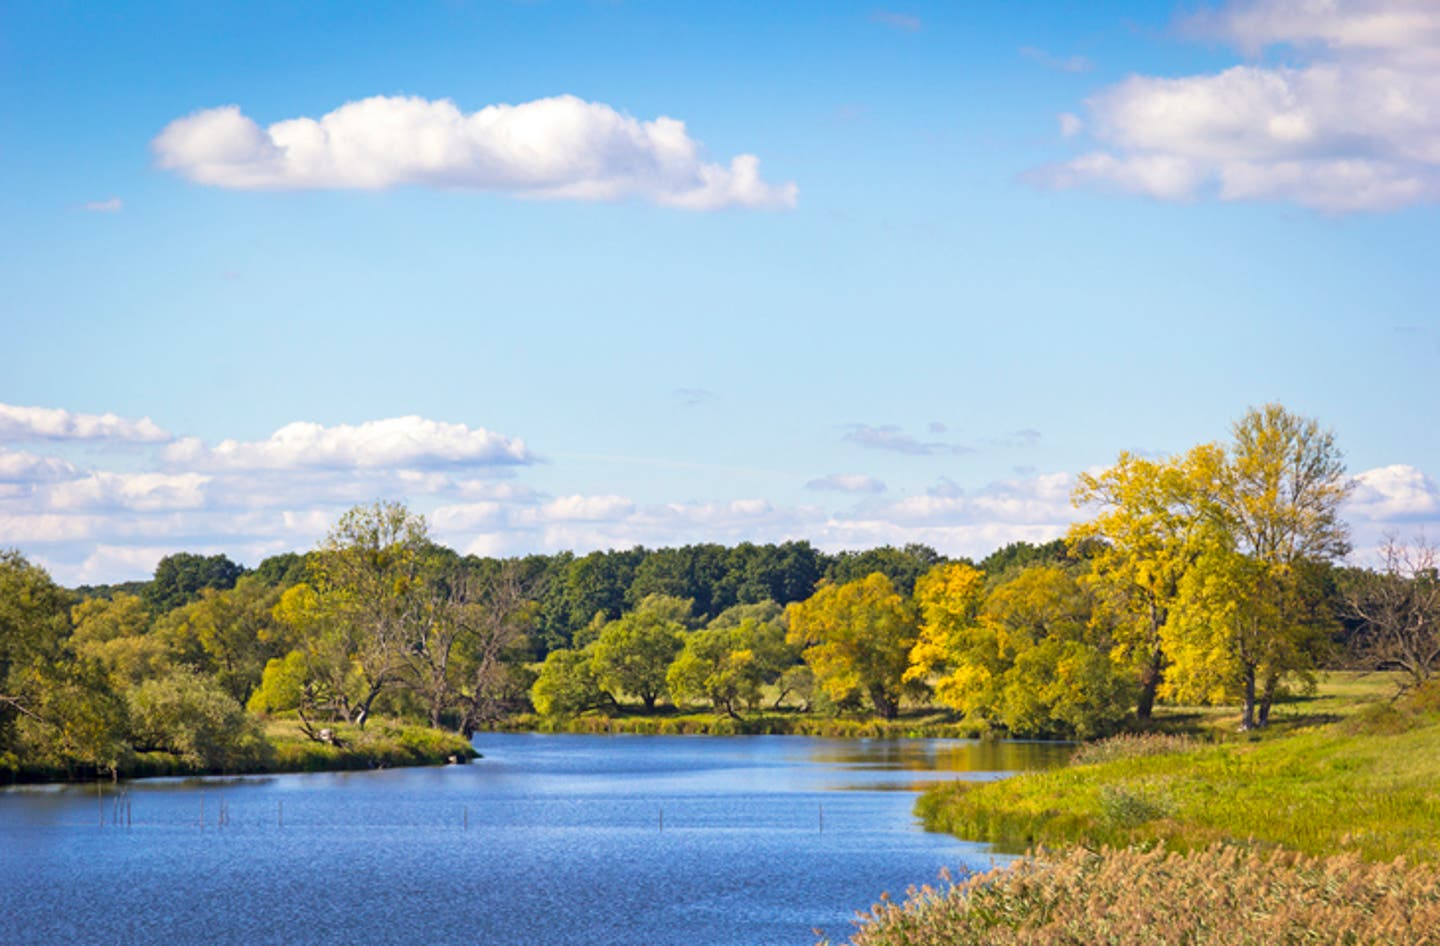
[786,573,918,719]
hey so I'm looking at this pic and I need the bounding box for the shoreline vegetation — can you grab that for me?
[832,673,1440,945]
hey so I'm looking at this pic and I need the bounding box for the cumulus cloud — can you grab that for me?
[152,94,797,211]
[1034,0,1440,211]
[164,415,533,471]
[0,448,77,483]
[805,473,887,494]
[46,472,211,512]
[1348,464,1440,521]
[0,403,169,442]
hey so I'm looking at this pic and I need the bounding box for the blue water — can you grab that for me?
[0,735,1069,946]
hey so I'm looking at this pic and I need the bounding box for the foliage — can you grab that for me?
[144,552,246,614]
[530,648,605,717]
[787,573,919,719]
[589,594,687,710]
[666,614,793,717]
[826,544,944,596]
[127,668,267,770]
[833,844,1440,946]
[909,563,1133,738]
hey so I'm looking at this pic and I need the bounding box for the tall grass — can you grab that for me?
[831,844,1440,946]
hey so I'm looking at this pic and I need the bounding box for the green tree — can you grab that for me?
[786,573,919,719]
[530,648,604,717]
[589,594,687,710]
[128,668,266,770]
[144,552,246,614]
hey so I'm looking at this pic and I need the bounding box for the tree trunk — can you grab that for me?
[1240,666,1257,730]
[1136,649,1164,721]
[1257,673,1279,728]
[870,685,897,720]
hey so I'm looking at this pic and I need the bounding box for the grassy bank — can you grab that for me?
[827,676,1440,945]
[915,675,1440,863]
[6,718,478,783]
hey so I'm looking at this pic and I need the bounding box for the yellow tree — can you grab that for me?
[1070,444,1221,720]
[906,563,996,718]
[1166,405,1351,729]
[786,573,918,719]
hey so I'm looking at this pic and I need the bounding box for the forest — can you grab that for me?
[2,404,1436,780]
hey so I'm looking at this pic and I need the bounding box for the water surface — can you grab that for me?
[0,735,1069,946]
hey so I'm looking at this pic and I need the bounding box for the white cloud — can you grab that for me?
[806,473,887,494]
[164,415,533,471]
[152,94,797,211]
[0,403,169,442]
[1036,0,1440,211]
[1058,112,1084,137]
[0,448,77,483]
[46,472,211,512]
[83,197,124,213]
[1348,464,1440,521]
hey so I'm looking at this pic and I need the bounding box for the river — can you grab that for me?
[0,734,1069,946]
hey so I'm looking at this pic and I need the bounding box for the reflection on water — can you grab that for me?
[0,735,1067,946]
[806,738,1073,775]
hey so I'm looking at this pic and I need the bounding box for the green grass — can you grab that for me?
[260,718,478,773]
[917,674,1440,863]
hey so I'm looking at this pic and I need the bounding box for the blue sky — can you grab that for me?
[2,0,1438,583]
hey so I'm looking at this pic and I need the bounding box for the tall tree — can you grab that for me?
[1070,445,1219,719]
[144,552,246,614]
[1167,405,1352,729]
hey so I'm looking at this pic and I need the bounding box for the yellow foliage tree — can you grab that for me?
[786,573,918,719]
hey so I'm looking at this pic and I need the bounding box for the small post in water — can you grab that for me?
[819,802,824,833]
[659,806,664,832]
[463,805,468,831]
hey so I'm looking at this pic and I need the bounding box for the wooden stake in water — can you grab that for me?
[463,805,468,831]
[278,800,283,829]
[659,806,664,832]
[97,780,103,828]
[200,791,205,831]
[819,803,824,833]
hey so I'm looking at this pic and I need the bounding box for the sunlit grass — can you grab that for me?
[917,674,1440,863]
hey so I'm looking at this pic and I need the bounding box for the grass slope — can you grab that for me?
[918,676,1440,863]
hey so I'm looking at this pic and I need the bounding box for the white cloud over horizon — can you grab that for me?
[0,403,169,442]
[3,403,1437,585]
[1035,0,1440,211]
[152,94,797,211]
[163,415,534,471]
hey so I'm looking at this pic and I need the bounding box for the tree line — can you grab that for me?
[3,404,1437,778]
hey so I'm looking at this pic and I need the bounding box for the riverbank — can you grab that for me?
[488,709,991,738]
[5,718,478,783]
[830,675,1440,945]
